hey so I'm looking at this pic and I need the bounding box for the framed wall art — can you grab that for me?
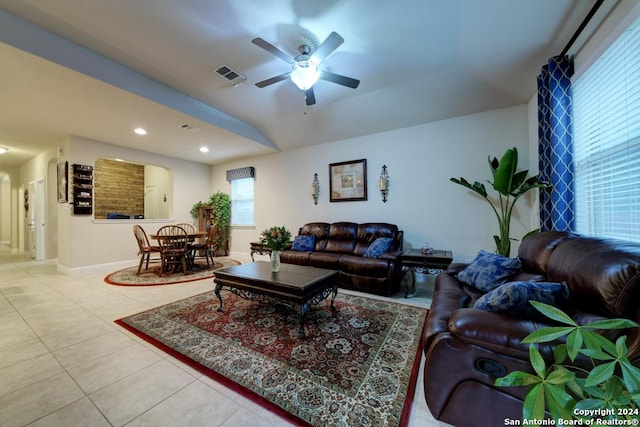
[329,159,367,202]
[57,161,68,203]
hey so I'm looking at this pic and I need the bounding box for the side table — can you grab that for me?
[250,241,294,261]
[400,249,453,298]
[250,241,272,262]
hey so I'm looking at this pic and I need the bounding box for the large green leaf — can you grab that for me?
[511,170,529,194]
[530,301,577,326]
[620,360,640,394]
[492,147,517,195]
[530,345,547,378]
[523,383,546,421]
[495,371,541,387]
[585,361,616,387]
[544,384,575,420]
[523,326,573,343]
[566,329,584,361]
[585,318,640,330]
[450,177,488,198]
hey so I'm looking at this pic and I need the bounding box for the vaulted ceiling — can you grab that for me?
[0,0,598,168]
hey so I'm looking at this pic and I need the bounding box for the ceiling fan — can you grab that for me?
[252,31,360,106]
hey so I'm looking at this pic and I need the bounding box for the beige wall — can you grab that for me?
[216,104,533,263]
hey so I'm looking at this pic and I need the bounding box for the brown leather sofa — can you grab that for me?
[423,231,640,426]
[279,222,404,296]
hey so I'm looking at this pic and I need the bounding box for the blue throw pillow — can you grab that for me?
[473,281,570,318]
[364,237,394,258]
[291,235,316,252]
[457,250,521,292]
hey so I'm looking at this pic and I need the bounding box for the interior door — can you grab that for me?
[28,178,45,260]
[145,185,159,219]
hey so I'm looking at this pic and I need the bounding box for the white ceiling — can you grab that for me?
[0,0,597,168]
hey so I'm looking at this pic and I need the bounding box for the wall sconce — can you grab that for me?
[311,173,320,204]
[379,165,389,203]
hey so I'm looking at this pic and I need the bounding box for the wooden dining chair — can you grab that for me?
[191,223,218,267]
[156,225,189,275]
[133,225,161,274]
[177,223,196,233]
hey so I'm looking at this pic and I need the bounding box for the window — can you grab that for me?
[572,15,640,242]
[231,177,254,226]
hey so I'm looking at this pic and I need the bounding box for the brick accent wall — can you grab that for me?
[94,159,144,219]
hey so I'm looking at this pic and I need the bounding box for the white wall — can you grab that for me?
[214,104,534,262]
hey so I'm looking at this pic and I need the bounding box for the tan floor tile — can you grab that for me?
[27,397,111,427]
[0,373,85,427]
[0,353,64,397]
[0,338,50,369]
[90,359,196,426]
[38,317,116,351]
[67,342,162,394]
[126,380,238,427]
[53,329,136,369]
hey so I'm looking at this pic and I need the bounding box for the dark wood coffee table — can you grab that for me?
[213,261,338,338]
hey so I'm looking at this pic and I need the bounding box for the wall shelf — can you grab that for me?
[71,164,93,215]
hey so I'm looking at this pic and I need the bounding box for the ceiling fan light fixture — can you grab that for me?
[290,61,320,91]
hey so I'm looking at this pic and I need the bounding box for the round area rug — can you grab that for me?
[104,258,241,286]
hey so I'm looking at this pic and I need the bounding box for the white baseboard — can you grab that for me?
[57,258,139,275]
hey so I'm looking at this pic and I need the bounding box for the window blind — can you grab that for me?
[572,15,640,242]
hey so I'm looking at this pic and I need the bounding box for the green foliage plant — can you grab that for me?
[450,147,550,256]
[495,301,640,423]
[190,192,231,251]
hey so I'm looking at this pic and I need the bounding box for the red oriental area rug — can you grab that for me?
[115,291,428,426]
[104,258,240,286]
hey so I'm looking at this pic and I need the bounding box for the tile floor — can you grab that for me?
[0,245,449,427]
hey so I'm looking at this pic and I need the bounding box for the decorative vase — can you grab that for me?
[270,250,280,272]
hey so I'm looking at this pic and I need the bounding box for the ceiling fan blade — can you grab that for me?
[319,71,360,89]
[311,31,344,63]
[305,87,316,106]
[251,38,293,63]
[255,73,290,88]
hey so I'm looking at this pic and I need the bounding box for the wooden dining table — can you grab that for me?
[149,230,207,273]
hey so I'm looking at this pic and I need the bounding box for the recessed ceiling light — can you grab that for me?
[0,147,7,155]
[200,147,210,153]
[134,127,147,135]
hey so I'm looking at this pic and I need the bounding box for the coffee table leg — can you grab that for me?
[330,284,338,312]
[214,283,223,312]
[298,303,309,338]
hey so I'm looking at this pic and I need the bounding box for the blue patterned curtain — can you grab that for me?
[537,56,575,232]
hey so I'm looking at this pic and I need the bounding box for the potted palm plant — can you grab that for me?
[450,147,550,256]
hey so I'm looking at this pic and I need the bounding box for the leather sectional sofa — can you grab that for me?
[279,222,404,296]
[423,231,640,426]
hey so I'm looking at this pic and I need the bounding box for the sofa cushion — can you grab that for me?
[292,235,316,252]
[473,281,570,318]
[457,250,521,292]
[363,237,394,258]
[309,252,342,270]
[340,254,390,277]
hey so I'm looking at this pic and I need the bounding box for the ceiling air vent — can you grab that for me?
[180,124,202,133]
[215,64,247,87]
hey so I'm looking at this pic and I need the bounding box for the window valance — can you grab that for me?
[226,167,255,182]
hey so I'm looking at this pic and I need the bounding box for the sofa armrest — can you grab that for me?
[379,250,402,261]
[446,262,468,275]
[449,308,555,361]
